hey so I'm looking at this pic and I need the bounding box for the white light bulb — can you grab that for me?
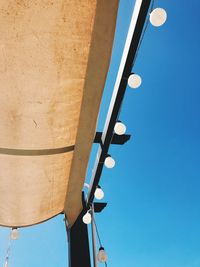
[114,122,126,135]
[150,8,167,27]
[4,262,8,267]
[128,74,142,89]
[104,156,115,169]
[97,247,108,263]
[10,228,19,240]
[94,187,104,200]
[82,211,92,224]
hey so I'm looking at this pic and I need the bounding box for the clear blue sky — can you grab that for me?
[1,1,200,267]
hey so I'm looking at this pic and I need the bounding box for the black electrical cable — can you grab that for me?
[93,217,102,247]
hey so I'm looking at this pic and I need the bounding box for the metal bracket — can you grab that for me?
[94,132,131,145]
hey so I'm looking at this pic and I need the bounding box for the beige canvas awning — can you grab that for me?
[0,0,118,227]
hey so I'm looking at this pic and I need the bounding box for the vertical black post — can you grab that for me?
[66,193,91,267]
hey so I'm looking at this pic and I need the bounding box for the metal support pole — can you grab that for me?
[91,204,98,267]
[66,193,91,267]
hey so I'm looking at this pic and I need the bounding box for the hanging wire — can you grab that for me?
[3,228,19,267]
[93,217,103,248]
[4,232,12,267]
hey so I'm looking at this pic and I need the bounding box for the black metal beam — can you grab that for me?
[93,202,107,213]
[87,0,152,206]
[94,132,131,145]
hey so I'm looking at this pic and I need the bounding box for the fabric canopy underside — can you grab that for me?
[0,0,118,227]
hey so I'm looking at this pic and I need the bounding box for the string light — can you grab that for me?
[82,210,92,224]
[128,73,142,89]
[92,216,108,265]
[104,156,115,169]
[94,186,104,200]
[150,8,167,27]
[97,247,108,263]
[114,121,126,135]
[10,228,19,240]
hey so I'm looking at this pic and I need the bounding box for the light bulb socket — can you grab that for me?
[87,209,91,214]
[83,208,91,215]
[104,154,111,163]
[123,72,135,80]
[99,246,105,251]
